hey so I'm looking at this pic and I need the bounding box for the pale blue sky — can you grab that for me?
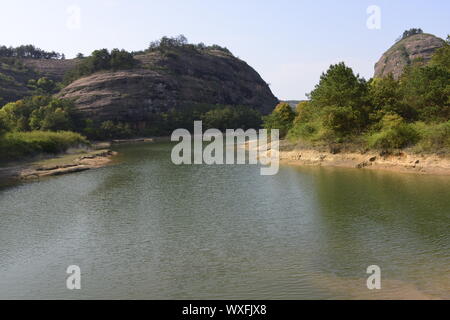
[0,0,448,99]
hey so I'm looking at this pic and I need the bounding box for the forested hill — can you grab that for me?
[0,37,278,150]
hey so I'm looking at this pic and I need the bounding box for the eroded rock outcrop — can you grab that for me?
[374,33,445,79]
[59,48,278,124]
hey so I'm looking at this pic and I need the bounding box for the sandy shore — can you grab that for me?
[241,139,450,176]
[279,147,450,175]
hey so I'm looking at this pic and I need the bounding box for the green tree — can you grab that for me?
[90,49,111,71]
[0,96,76,132]
[28,77,58,95]
[367,114,419,150]
[322,106,362,137]
[263,102,296,138]
[0,111,7,135]
[308,62,370,135]
[309,62,369,110]
[110,49,136,70]
[99,121,133,139]
[430,36,450,72]
[201,106,262,132]
[368,75,415,120]
[400,65,450,121]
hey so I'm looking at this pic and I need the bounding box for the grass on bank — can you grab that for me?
[0,131,89,162]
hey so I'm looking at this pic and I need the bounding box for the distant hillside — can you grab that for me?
[59,45,278,125]
[0,43,278,127]
[374,32,445,79]
[0,57,79,105]
[0,58,36,104]
[21,58,79,81]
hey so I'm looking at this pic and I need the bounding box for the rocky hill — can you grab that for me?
[0,57,79,104]
[0,58,36,104]
[374,33,445,79]
[21,58,79,81]
[58,47,278,125]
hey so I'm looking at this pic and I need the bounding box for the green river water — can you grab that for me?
[0,142,449,299]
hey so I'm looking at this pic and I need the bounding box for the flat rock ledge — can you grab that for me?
[20,150,117,180]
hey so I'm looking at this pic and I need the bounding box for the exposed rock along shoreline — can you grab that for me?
[0,137,170,184]
[279,147,450,175]
[19,150,118,180]
[2,137,450,185]
[0,150,117,184]
[242,140,450,176]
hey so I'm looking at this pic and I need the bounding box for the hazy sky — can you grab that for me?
[0,0,449,99]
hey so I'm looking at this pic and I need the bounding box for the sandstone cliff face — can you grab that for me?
[374,33,445,79]
[22,58,79,81]
[0,58,79,104]
[59,48,278,124]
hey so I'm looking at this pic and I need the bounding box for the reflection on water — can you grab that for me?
[0,142,449,299]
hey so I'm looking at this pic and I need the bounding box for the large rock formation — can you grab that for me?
[374,33,445,79]
[59,48,278,124]
[22,59,79,81]
[0,57,79,104]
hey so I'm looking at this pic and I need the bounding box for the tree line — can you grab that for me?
[0,45,64,59]
[64,48,137,84]
[138,35,233,56]
[396,28,424,42]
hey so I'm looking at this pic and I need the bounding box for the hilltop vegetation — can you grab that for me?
[64,48,137,84]
[396,28,423,42]
[264,35,450,154]
[375,30,445,79]
[0,44,64,60]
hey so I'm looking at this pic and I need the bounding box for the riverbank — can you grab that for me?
[278,141,450,175]
[0,148,117,183]
[0,136,166,184]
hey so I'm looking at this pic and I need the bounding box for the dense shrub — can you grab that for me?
[429,36,450,72]
[0,96,77,132]
[413,121,450,152]
[0,131,88,161]
[27,77,60,95]
[263,102,296,138]
[64,48,137,84]
[321,106,362,137]
[368,75,414,121]
[201,106,262,131]
[366,114,420,150]
[400,65,450,121]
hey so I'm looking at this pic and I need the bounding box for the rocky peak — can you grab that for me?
[374,33,445,79]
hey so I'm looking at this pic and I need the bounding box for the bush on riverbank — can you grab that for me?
[0,131,88,162]
[366,114,420,149]
[267,40,450,154]
[413,121,450,153]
